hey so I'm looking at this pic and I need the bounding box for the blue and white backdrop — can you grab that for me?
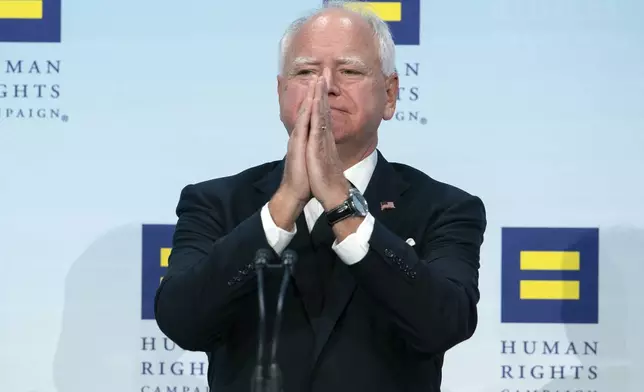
[1,0,643,391]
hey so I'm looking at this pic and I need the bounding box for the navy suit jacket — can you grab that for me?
[154,150,487,391]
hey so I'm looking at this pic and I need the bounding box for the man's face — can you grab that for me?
[278,9,398,144]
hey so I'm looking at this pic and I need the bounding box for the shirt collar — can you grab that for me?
[343,149,378,194]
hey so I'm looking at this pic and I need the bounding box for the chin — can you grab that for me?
[332,128,356,144]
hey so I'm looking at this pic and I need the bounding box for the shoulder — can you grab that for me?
[389,161,487,230]
[389,161,486,223]
[391,162,479,204]
[194,160,279,191]
[176,159,281,206]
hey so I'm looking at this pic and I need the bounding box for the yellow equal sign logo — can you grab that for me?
[0,0,43,19]
[159,247,171,283]
[342,2,402,22]
[142,224,175,320]
[519,251,580,300]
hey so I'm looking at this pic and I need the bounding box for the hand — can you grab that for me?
[307,76,350,211]
[269,78,317,230]
[281,78,317,203]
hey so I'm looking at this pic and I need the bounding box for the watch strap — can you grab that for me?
[326,200,353,225]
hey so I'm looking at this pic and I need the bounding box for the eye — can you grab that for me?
[297,69,314,75]
[341,69,362,75]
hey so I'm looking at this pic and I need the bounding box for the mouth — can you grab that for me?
[330,106,349,113]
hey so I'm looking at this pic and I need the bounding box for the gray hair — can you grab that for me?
[278,0,396,77]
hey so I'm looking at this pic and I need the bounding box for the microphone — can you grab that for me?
[251,248,273,392]
[266,249,298,392]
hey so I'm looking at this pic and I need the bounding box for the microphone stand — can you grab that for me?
[251,248,272,392]
[251,248,298,392]
[267,249,297,392]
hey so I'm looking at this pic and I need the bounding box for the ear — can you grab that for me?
[382,73,399,121]
[277,74,287,106]
[277,74,284,94]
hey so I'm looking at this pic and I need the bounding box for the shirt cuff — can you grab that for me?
[331,212,374,265]
[260,202,296,255]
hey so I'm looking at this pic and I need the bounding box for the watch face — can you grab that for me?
[350,189,368,215]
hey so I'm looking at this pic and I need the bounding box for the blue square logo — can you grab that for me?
[0,0,61,43]
[501,227,599,324]
[141,224,175,320]
[323,0,420,45]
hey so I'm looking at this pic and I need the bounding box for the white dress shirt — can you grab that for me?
[260,149,378,265]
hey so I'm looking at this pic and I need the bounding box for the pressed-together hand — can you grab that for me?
[307,76,350,211]
[269,76,350,231]
[282,78,317,204]
[269,78,317,230]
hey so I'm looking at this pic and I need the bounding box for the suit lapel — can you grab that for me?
[252,159,284,199]
[311,150,410,368]
[363,150,409,228]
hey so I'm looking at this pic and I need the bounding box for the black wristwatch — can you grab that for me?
[325,187,369,226]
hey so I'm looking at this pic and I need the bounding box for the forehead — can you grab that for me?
[287,11,379,63]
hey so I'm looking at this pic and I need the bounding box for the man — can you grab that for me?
[154,3,486,392]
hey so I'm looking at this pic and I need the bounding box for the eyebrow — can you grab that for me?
[336,56,368,68]
[291,56,317,67]
[291,56,368,68]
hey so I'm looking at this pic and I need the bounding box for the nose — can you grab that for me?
[322,68,340,96]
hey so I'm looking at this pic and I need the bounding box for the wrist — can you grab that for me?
[322,182,351,211]
[269,187,307,231]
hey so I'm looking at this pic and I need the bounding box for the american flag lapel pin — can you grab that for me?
[380,201,395,211]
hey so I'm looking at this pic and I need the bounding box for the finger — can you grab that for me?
[290,78,317,161]
[321,80,330,133]
[292,77,317,139]
[296,77,316,127]
[310,76,325,138]
[320,77,328,118]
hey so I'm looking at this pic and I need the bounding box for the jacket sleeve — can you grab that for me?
[154,184,273,352]
[348,194,486,355]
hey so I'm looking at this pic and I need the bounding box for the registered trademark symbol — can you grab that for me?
[61,114,69,122]
[420,117,427,125]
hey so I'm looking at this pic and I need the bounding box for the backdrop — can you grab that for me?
[1,0,643,391]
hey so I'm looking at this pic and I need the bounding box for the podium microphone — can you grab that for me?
[251,248,273,392]
[266,249,298,392]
